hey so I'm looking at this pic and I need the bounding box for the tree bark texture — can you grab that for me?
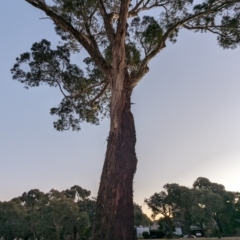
[92,76,137,240]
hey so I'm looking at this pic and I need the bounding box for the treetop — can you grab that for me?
[11,0,240,130]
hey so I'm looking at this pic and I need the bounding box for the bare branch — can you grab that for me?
[183,24,239,45]
[129,0,145,14]
[55,79,68,98]
[71,81,106,99]
[183,24,240,30]
[128,0,169,18]
[90,81,110,107]
[39,17,51,20]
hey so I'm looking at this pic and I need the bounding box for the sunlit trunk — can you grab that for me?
[92,74,138,240]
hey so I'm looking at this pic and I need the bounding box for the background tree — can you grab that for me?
[144,184,178,238]
[0,185,92,240]
[163,183,194,232]
[16,189,45,239]
[146,177,240,238]
[145,183,194,236]
[0,201,25,239]
[41,188,91,240]
[11,0,240,239]
[193,177,240,237]
[144,189,174,219]
[158,216,176,238]
[134,203,151,227]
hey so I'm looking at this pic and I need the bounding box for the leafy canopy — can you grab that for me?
[145,177,240,237]
[11,0,240,130]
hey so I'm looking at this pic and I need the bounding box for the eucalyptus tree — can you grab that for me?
[193,177,240,236]
[134,203,151,227]
[11,0,240,239]
[0,201,25,240]
[40,191,90,240]
[145,183,194,235]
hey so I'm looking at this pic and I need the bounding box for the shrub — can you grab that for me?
[142,231,150,239]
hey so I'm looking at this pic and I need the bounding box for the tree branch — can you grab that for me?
[116,0,131,38]
[24,0,111,75]
[128,0,168,18]
[130,0,238,87]
[98,0,115,44]
[90,81,110,107]
[183,24,240,31]
[55,79,68,98]
[71,81,106,99]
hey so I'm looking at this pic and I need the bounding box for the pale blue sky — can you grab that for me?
[1,1,240,215]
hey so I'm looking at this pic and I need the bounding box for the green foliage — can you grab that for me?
[9,2,240,237]
[11,0,240,131]
[130,16,163,54]
[0,201,25,239]
[134,203,151,227]
[0,190,153,240]
[20,188,45,211]
[52,0,100,52]
[64,185,91,200]
[104,43,141,70]
[11,40,110,131]
[78,197,96,227]
[158,216,175,238]
[145,191,172,218]
[192,178,240,237]
[0,185,92,240]
[142,231,150,239]
[146,177,240,237]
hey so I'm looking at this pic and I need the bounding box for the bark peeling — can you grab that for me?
[93,79,137,239]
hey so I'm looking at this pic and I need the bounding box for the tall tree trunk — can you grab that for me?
[92,77,137,240]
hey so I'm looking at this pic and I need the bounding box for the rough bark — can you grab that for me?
[92,75,137,240]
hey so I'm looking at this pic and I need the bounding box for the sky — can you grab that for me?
[1,1,240,216]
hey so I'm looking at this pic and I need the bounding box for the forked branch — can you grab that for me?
[25,0,110,75]
[71,80,106,99]
[130,0,239,87]
[99,0,116,44]
[90,81,110,107]
[128,0,169,18]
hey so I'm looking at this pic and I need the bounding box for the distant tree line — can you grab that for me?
[145,177,240,238]
[1,177,239,239]
[0,185,150,240]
